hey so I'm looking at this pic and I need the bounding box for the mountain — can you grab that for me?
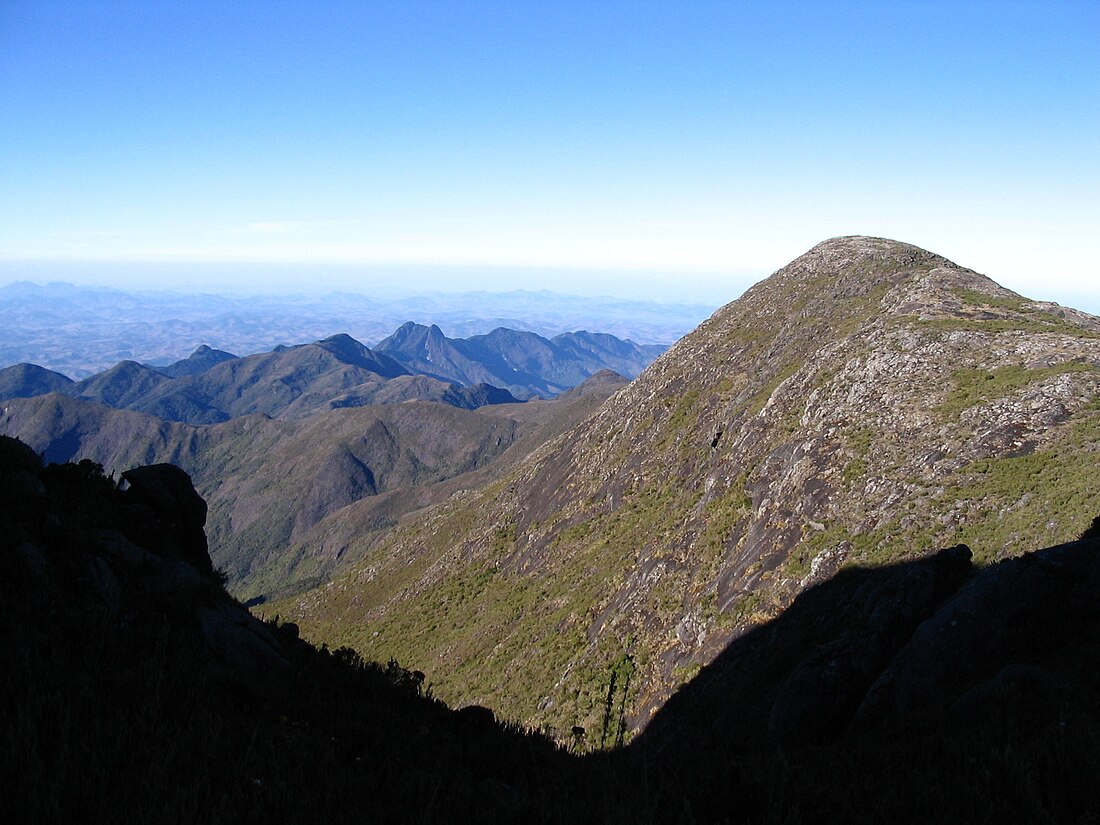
[0,362,73,398]
[1,327,658,423]
[5,438,1100,822]
[1,334,520,424]
[275,236,1100,739]
[70,359,173,408]
[374,323,664,398]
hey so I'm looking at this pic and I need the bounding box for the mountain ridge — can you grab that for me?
[375,323,663,399]
[1,325,661,422]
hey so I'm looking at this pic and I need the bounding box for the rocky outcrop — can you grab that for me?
[0,436,270,672]
[767,544,973,743]
[121,463,211,575]
[635,529,1100,768]
[856,535,1100,724]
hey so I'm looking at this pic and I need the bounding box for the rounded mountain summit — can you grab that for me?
[279,236,1100,738]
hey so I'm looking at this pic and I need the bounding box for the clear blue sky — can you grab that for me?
[1,0,1097,306]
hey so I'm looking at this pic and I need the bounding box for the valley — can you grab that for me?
[0,323,641,602]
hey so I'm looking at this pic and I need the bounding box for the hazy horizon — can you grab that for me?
[3,250,1100,318]
[0,259,747,306]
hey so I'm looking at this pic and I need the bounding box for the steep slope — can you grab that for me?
[250,371,631,603]
[375,322,664,398]
[5,438,1099,823]
[279,236,1100,738]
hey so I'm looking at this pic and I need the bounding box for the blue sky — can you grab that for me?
[1,0,1097,306]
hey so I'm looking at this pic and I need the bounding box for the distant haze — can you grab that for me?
[0,260,754,306]
[0,280,715,378]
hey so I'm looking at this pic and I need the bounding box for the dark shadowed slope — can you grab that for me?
[0,437,582,825]
[627,528,1100,823]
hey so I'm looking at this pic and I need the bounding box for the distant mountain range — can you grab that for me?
[0,325,662,423]
[0,281,712,378]
[375,322,663,399]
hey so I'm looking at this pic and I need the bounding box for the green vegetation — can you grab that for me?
[665,389,700,432]
[699,478,752,551]
[842,458,867,487]
[952,445,1100,562]
[913,312,1100,339]
[884,285,1090,340]
[951,286,1033,313]
[940,362,1095,419]
[599,653,636,749]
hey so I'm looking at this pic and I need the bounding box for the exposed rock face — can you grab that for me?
[280,236,1100,738]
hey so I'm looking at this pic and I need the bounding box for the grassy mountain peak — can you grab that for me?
[277,236,1100,738]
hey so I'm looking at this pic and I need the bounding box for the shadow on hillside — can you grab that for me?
[616,532,1100,822]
